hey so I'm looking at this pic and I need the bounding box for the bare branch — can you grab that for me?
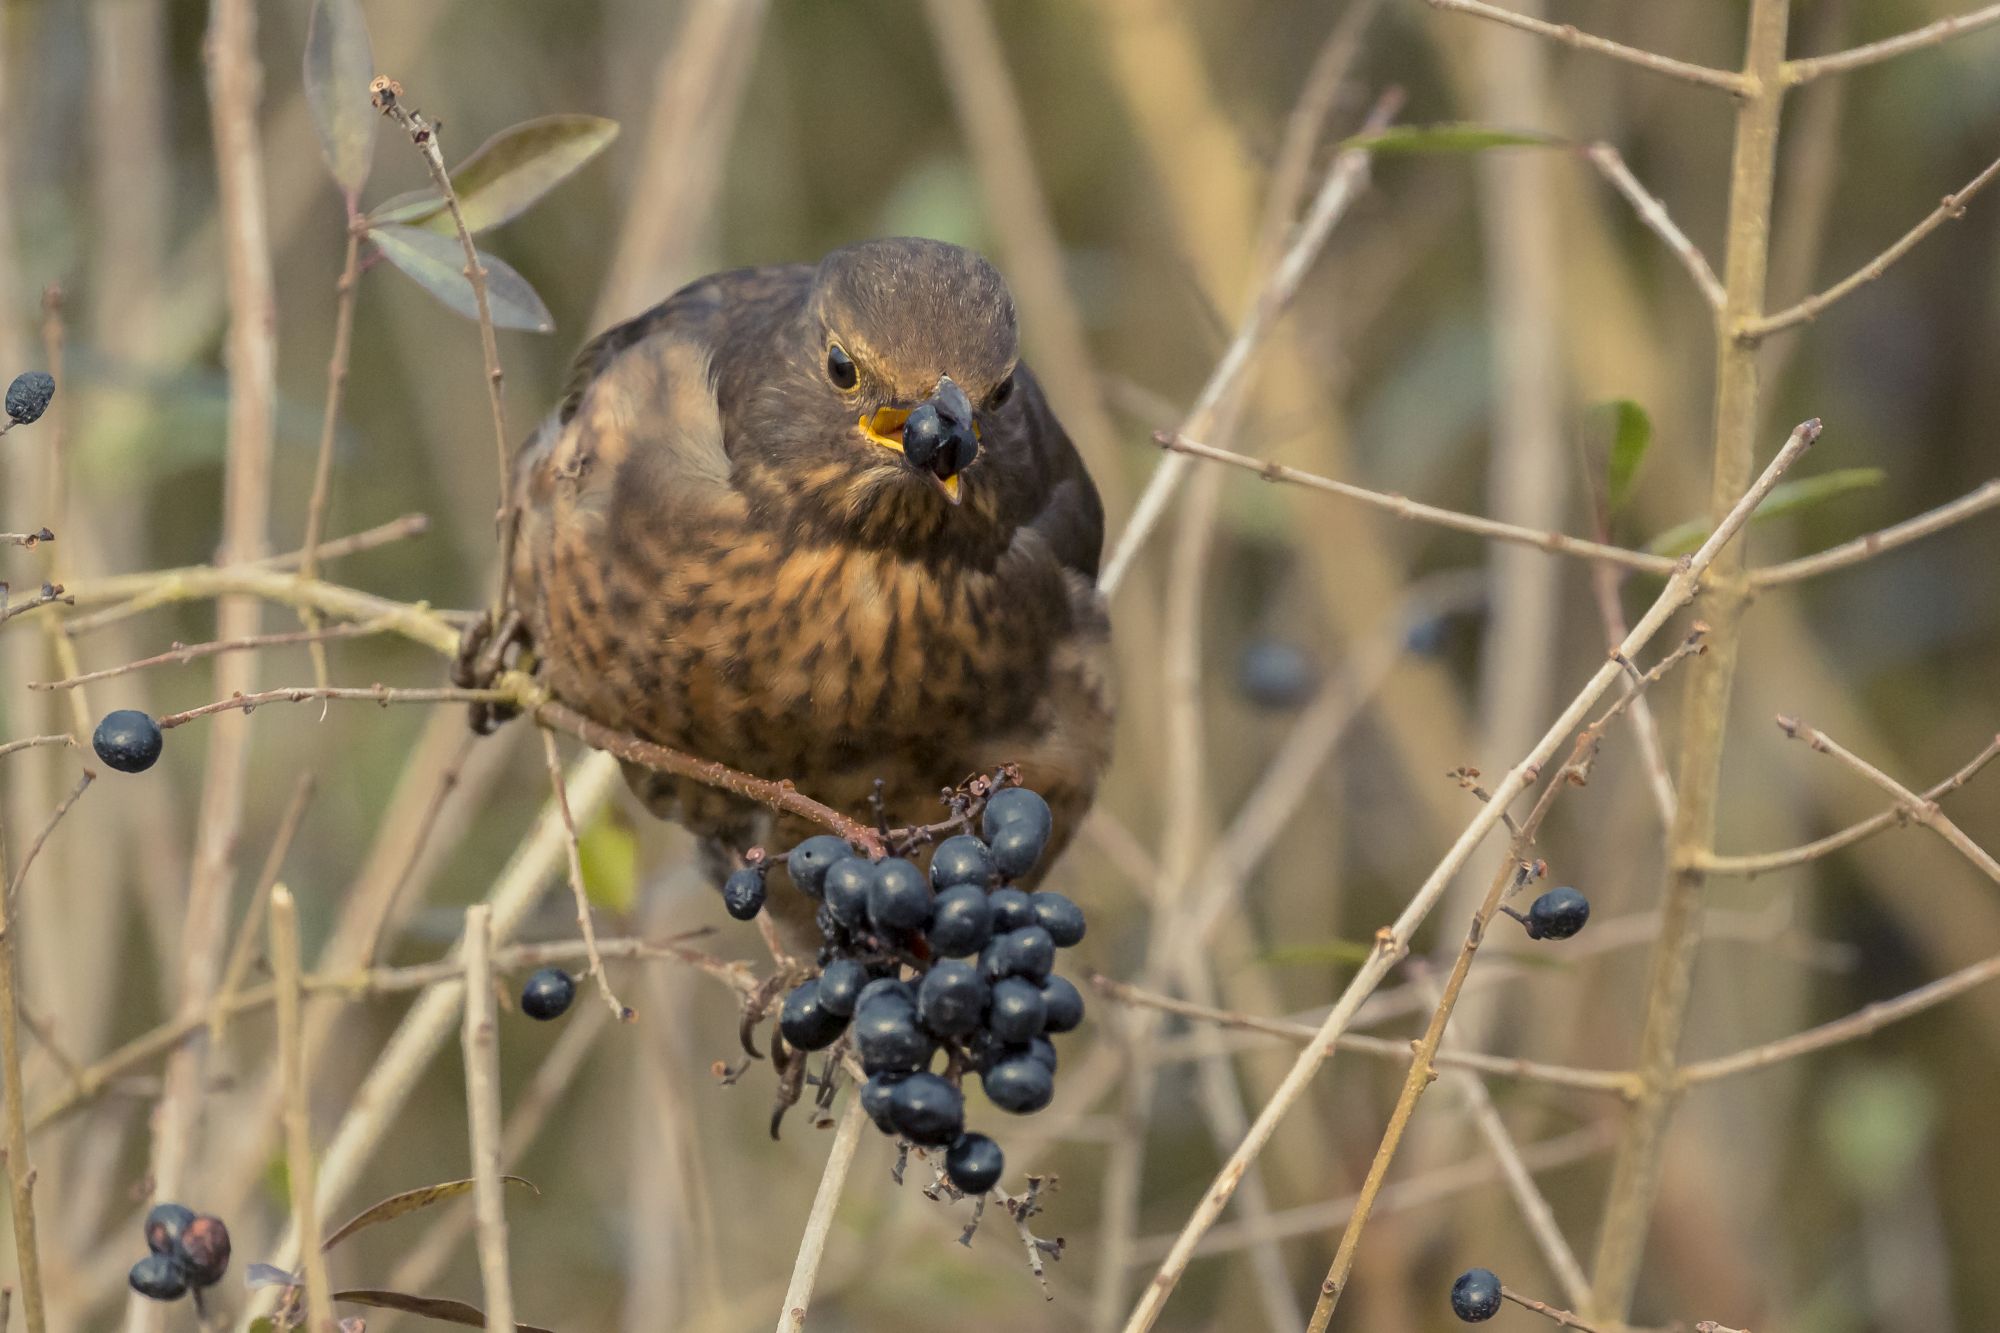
[30,620,396,690]
[155,683,510,729]
[1585,143,1726,309]
[1784,3,2000,83]
[270,886,335,1332]
[1423,0,1749,95]
[776,1096,868,1332]
[1751,478,2000,586]
[538,727,635,1022]
[1501,1286,1606,1332]
[461,904,517,1332]
[5,773,92,915]
[0,818,49,1333]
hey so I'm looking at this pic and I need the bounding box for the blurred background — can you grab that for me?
[2,0,1998,1329]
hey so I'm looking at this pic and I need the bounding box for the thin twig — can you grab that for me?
[1751,478,2000,586]
[297,205,366,696]
[211,774,316,1047]
[0,820,49,1333]
[461,904,517,1332]
[1741,152,2000,340]
[776,1095,867,1332]
[1502,1287,1606,1332]
[1783,3,2000,82]
[1158,433,1682,574]
[1700,733,2000,876]
[1776,716,2000,883]
[0,532,51,549]
[1422,0,1750,95]
[30,620,395,690]
[5,773,93,915]
[0,585,72,628]
[538,728,634,1022]
[1120,419,1820,1333]
[270,886,335,1333]
[155,683,510,729]
[0,738,73,764]
[1584,143,1726,310]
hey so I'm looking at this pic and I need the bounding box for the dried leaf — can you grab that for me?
[332,1289,555,1333]
[303,0,376,195]
[1646,467,1887,556]
[1605,399,1652,513]
[1337,123,1563,155]
[367,226,555,333]
[366,115,619,235]
[324,1175,537,1252]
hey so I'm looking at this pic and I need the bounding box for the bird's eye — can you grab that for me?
[988,373,1015,409]
[826,343,858,391]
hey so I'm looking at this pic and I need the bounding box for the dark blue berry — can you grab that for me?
[929,834,995,889]
[1040,974,1085,1033]
[854,977,915,1015]
[887,1071,964,1146]
[1030,891,1086,947]
[5,371,54,425]
[822,856,875,931]
[988,977,1047,1042]
[988,887,1035,933]
[817,958,868,1018]
[981,1055,1054,1114]
[787,835,853,899]
[779,980,848,1050]
[1526,886,1590,941]
[93,709,163,774]
[982,926,1055,983]
[519,967,575,1020]
[854,1000,934,1074]
[1450,1268,1503,1322]
[988,820,1049,880]
[945,1132,1004,1194]
[1236,639,1316,709]
[927,885,995,957]
[144,1203,195,1256]
[868,857,933,933]
[860,1073,905,1134]
[128,1253,186,1302]
[1026,1034,1059,1071]
[722,867,766,921]
[982,786,1052,842]
[178,1215,230,1288]
[917,960,989,1039]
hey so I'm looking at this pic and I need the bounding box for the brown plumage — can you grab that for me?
[506,238,1113,934]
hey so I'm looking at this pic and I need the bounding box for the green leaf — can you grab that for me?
[367,225,555,333]
[1605,400,1651,513]
[303,0,376,196]
[579,810,638,913]
[366,115,619,235]
[1260,937,1377,969]
[1645,467,1887,556]
[332,1289,555,1333]
[324,1176,537,1252]
[1337,123,1563,155]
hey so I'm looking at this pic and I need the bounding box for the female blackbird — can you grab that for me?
[507,239,1113,936]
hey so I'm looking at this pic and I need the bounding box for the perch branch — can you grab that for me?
[1784,3,2000,83]
[1422,0,1749,95]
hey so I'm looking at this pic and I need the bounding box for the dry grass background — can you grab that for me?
[2,1,1999,1330]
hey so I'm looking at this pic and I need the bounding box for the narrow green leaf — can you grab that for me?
[579,810,638,913]
[366,187,445,228]
[303,0,376,195]
[1645,467,1887,556]
[373,115,620,235]
[1337,123,1563,155]
[332,1289,555,1333]
[323,1175,537,1252]
[1605,399,1652,513]
[368,225,555,333]
[1260,938,1376,969]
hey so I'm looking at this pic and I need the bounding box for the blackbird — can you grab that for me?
[504,238,1113,935]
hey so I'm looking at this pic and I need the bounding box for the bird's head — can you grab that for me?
[785,238,1021,525]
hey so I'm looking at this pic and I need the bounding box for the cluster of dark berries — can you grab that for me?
[128,1204,230,1303]
[93,709,164,774]
[1449,1267,1503,1322]
[734,785,1085,1197]
[1504,885,1591,942]
[520,965,577,1020]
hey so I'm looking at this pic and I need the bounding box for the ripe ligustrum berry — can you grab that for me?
[93,709,164,774]
[1450,1267,1503,1322]
[520,967,576,1021]
[1525,886,1590,941]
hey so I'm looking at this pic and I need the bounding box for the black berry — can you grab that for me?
[981,1055,1054,1114]
[945,1132,1004,1194]
[854,977,915,1015]
[929,834,995,889]
[1040,974,1085,1033]
[853,998,934,1074]
[982,926,1055,983]
[93,709,163,774]
[822,856,876,931]
[128,1253,187,1302]
[916,960,989,1039]
[1450,1268,1503,1322]
[817,958,868,1018]
[178,1215,231,1288]
[1236,639,1316,709]
[787,835,853,898]
[5,370,54,425]
[1025,1034,1059,1071]
[519,967,575,1020]
[988,887,1035,933]
[867,856,933,933]
[144,1202,195,1256]
[982,786,1052,843]
[779,979,848,1050]
[1030,891,1086,947]
[987,977,1047,1042]
[887,1071,964,1146]
[722,866,766,921]
[928,885,995,957]
[987,820,1048,880]
[860,1073,905,1133]
[1525,886,1590,941]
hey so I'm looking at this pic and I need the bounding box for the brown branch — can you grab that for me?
[30,620,396,690]
[270,886,336,1331]
[1740,151,2000,340]
[460,904,517,1332]
[297,203,365,695]
[155,683,510,729]
[1502,1287,1606,1332]
[1422,0,1750,95]
[1751,478,2000,586]
[538,727,634,1022]
[5,773,92,915]
[776,1094,868,1332]
[210,774,317,1047]
[1157,433,1681,574]
[0,818,48,1333]
[0,585,72,628]
[1584,143,1726,310]
[0,737,73,764]
[0,531,51,549]
[1784,3,2000,83]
